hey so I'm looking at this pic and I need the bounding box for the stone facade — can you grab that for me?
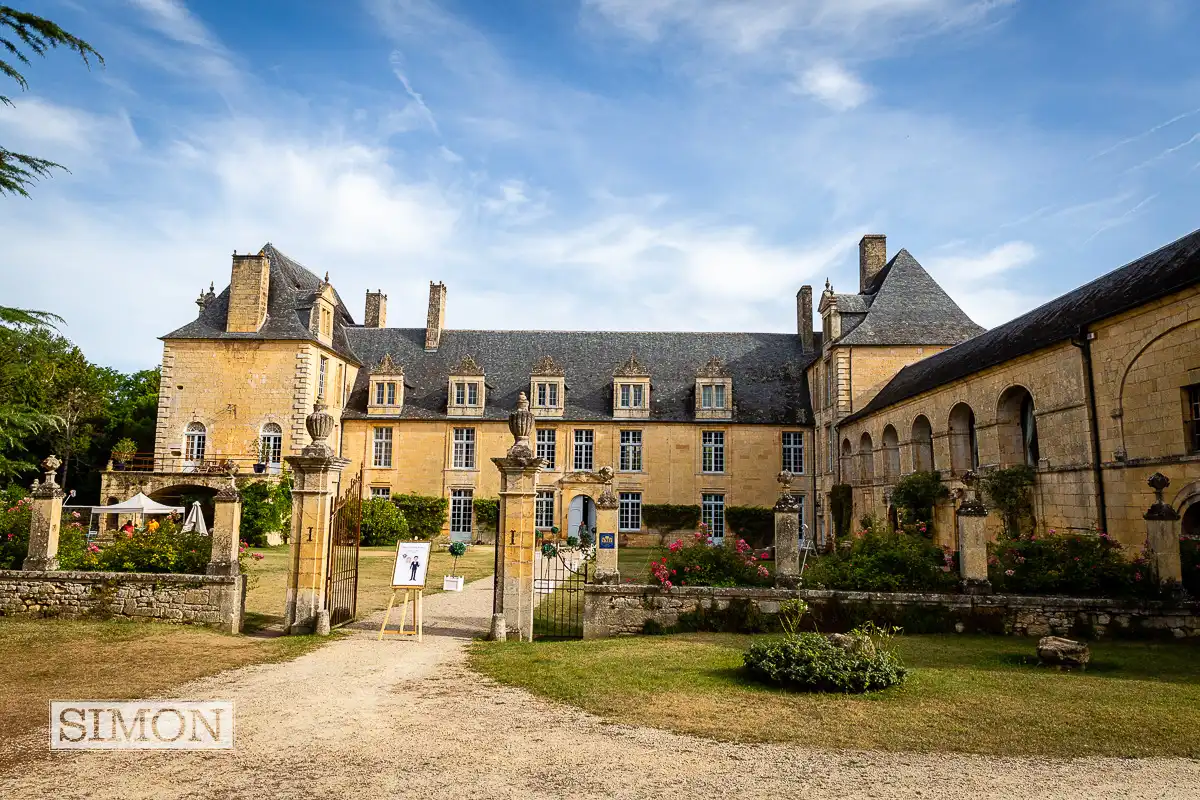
[0,570,245,633]
[835,282,1200,549]
[583,584,1200,640]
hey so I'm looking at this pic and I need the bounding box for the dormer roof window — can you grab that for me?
[448,355,486,417]
[695,357,733,420]
[613,353,651,419]
[530,355,565,418]
[368,353,404,415]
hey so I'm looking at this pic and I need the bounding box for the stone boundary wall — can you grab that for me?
[0,570,245,634]
[583,584,1200,641]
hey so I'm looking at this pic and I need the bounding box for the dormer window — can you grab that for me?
[454,381,480,406]
[311,277,338,345]
[368,353,404,415]
[530,355,565,418]
[319,306,333,337]
[613,354,651,420]
[695,357,733,420]
[447,355,486,417]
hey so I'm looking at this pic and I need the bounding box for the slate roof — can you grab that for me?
[842,227,1200,425]
[835,249,985,347]
[342,328,818,425]
[161,244,360,364]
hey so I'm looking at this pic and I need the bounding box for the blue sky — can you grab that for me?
[3,0,1199,371]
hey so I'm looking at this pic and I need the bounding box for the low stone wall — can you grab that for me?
[0,570,245,633]
[583,584,1200,641]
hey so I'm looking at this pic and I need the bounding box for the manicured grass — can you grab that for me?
[469,632,1200,757]
[0,618,324,772]
[245,543,495,628]
[618,547,657,582]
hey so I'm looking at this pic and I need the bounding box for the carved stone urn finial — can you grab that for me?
[957,470,987,517]
[506,392,536,459]
[305,403,334,448]
[777,470,794,493]
[41,455,61,489]
[1144,472,1179,521]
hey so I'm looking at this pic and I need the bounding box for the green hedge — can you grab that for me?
[642,504,700,531]
[391,493,448,540]
[726,506,773,548]
[238,475,292,546]
[474,498,499,531]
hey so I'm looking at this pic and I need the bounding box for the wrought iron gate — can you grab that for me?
[325,470,362,628]
[533,543,592,639]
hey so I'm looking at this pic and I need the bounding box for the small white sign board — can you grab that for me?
[391,541,431,588]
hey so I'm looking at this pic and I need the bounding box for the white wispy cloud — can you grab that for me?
[796,62,871,111]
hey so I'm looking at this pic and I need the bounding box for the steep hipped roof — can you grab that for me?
[842,227,1200,425]
[836,249,985,346]
[343,328,818,425]
[162,244,360,364]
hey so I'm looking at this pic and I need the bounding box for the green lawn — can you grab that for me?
[469,632,1200,757]
[618,547,657,581]
[245,543,495,629]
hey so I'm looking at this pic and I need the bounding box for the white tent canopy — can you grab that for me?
[93,492,184,516]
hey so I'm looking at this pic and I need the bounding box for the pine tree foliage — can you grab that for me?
[1,5,102,197]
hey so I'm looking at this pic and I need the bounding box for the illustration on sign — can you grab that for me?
[391,541,432,587]
[598,532,616,549]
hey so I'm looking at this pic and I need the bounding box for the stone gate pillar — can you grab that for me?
[207,479,242,576]
[284,404,349,635]
[491,393,544,642]
[956,470,991,594]
[1144,472,1182,585]
[23,456,64,571]
[594,474,620,583]
[774,470,801,588]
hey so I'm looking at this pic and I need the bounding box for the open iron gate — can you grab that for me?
[325,470,362,628]
[533,544,592,639]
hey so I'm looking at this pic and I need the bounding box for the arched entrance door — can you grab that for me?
[1184,502,1200,539]
[567,494,596,540]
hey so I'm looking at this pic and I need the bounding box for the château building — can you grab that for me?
[101,229,1200,547]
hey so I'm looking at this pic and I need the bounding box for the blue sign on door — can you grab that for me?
[598,532,616,549]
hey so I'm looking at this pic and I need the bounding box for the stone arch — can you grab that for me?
[911,415,934,472]
[1116,319,1200,459]
[948,402,979,474]
[996,385,1039,467]
[840,438,855,484]
[859,431,875,485]
[881,424,900,480]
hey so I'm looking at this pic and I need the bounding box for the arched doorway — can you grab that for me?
[567,494,596,540]
[149,484,218,529]
[1184,502,1200,539]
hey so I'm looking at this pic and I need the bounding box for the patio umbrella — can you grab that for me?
[181,501,208,535]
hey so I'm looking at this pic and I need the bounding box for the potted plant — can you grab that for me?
[443,541,467,591]
[247,438,269,473]
[111,438,137,471]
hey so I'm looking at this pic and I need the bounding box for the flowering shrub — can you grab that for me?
[988,529,1158,598]
[744,605,906,694]
[802,524,959,592]
[66,518,216,574]
[0,487,33,569]
[648,525,772,588]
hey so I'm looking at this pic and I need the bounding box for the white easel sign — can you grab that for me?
[392,541,431,588]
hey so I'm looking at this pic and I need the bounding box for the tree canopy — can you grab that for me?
[1,5,103,197]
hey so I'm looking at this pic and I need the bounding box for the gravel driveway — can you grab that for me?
[3,578,1197,800]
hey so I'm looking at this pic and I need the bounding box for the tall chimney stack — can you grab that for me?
[425,281,447,351]
[797,285,814,351]
[859,234,887,294]
[226,251,270,333]
[364,290,387,328]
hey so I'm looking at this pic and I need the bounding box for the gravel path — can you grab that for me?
[4,578,1198,799]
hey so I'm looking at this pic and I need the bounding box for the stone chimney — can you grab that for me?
[226,252,270,333]
[796,285,814,351]
[364,290,387,328]
[859,234,887,294]
[425,281,447,351]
